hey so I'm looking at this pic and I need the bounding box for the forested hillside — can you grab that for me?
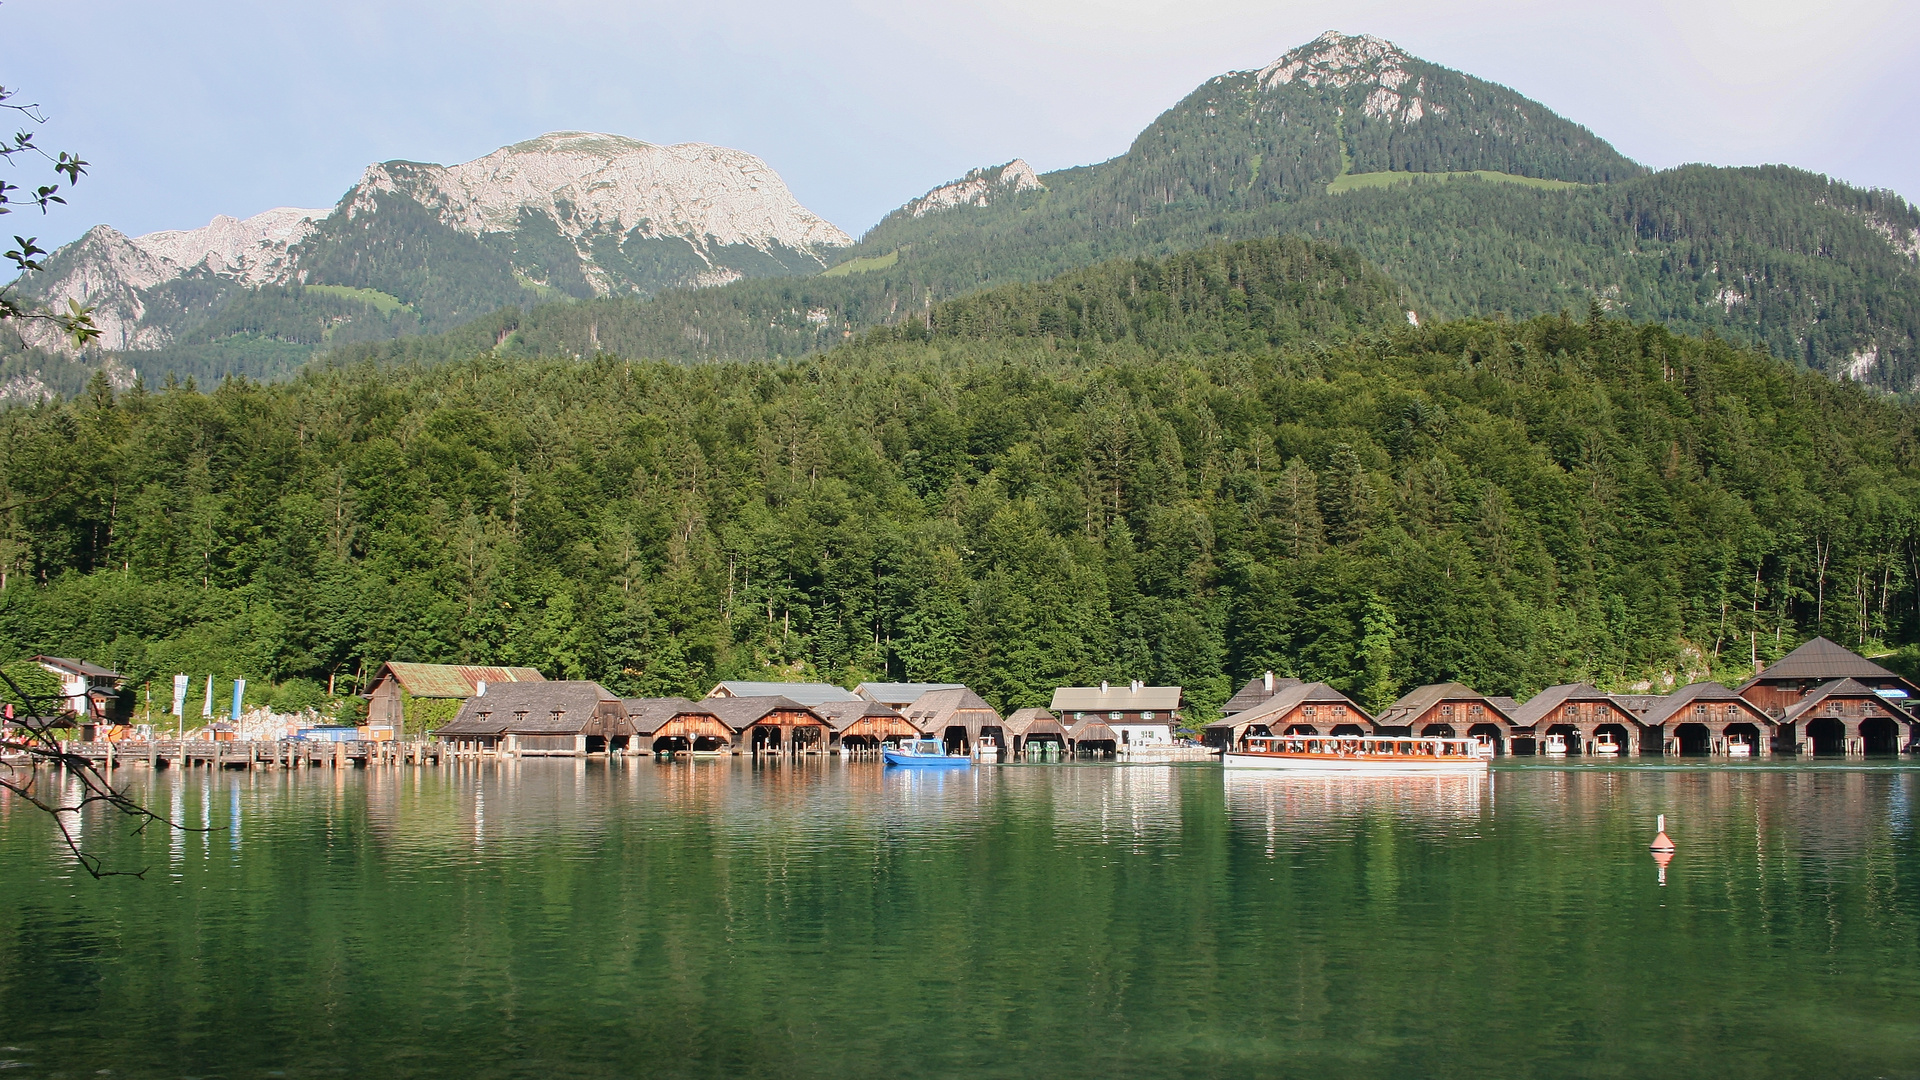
[3,239,1917,720]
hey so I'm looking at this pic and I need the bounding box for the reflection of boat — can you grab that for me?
[1726,737,1752,758]
[974,735,999,761]
[1592,732,1621,757]
[1222,735,1489,774]
[1543,733,1568,757]
[883,737,971,768]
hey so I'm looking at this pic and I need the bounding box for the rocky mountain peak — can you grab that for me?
[1253,32,1436,124]
[349,131,851,283]
[903,160,1045,219]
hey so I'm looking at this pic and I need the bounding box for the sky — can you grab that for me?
[6,0,1919,253]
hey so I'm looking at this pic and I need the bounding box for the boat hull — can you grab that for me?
[883,750,971,767]
[1222,752,1488,774]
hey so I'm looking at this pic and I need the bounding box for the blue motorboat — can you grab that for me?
[882,737,972,767]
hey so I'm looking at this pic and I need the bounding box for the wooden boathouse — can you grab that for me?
[1622,682,1774,755]
[367,662,544,740]
[1507,684,1642,755]
[1373,683,1518,750]
[812,698,919,752]
[1780,678,1912,754]
[703,695,831,754]
[903,688,1004,755]
[1005,707,1069,756]
[432,680,630,755]
[1201,682,1371,749]
[1737,638,1918,753]
[626,697,733,754]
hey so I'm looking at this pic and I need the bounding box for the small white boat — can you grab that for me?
[974,735,999,761]
[1222,734,1489,774]
[1592,732,1622,757]
[1543,733,1569,757]
[1726,737,1752,758]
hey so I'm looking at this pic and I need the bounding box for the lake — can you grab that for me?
[1,759,1916,1078]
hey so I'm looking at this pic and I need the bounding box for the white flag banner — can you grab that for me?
[171,674,189,717]
[202,676,214,719]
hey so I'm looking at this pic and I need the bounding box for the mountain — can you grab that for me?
[8,31,1920,391]
[4,132,849,384]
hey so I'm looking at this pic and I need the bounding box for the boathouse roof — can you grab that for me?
[1050,682,1183,714]
[371,662,545,698]
[1374,683,1516,727]
[706,681,859,705]
[851,682,964,707]
[1222,672,1302,716]
[436,680,622,736]
[1005,707,1067,738]
[1206,681,1368,733]
[1780,678,1900,724]
[1067,718,1120,743]
[1739,637,1900,687]
[1506,684,1619,727]
[1628,682,1767,727]
[702,695,824,730]
[809,698,905,732]
[622,697,718,735]
[902,688,1001,736]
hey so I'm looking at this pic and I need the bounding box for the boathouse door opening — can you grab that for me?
[1805,718,1847,755]
[1860,716,1902,754]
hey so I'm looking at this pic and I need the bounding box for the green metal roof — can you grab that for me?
[375,663,545,698]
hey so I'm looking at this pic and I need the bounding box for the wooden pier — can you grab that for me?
[50,739,460,771]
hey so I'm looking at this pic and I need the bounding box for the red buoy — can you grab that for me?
[1649,813,1675,853]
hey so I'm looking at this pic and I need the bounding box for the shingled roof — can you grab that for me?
[902,688,1002,737]
[701,695,825,730]
[1506,684,1620,728]
[32,656,119,681]
[1005,707,1068,739]
[1222,672,1303,716]
[851,682,964,707]
[622,697,719,736]
[372,662,544,698]
[1051,683,1183,713]
[1204,681,1368,740]
[435,681,620,736]
[1781,678,1904,725]
[707,681,859,706]
[1373,683,1515,727]
[809,698,906,732]
[1626,682,1768,727]
[1741,637,1900,686]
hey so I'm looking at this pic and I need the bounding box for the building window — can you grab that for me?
[1108,711,1121,720]
[1142,711,1155,720]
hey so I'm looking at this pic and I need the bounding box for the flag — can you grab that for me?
[202,676,214,719]
[171,674,189,716]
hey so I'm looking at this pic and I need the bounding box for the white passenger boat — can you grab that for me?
[1543,733,1569,757]
[1592,732,1622,757]
[974,735,999,761]
[1222,735,1489,774]
[1726,737,1752,758]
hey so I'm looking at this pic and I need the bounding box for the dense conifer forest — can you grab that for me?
[3,238,1917,721]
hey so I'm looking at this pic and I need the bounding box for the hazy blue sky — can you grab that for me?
[8,0,1918,251]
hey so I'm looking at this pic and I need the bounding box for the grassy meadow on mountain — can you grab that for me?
[3,238,1918,720]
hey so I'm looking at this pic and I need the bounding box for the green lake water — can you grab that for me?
[1,760,1916,1079]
